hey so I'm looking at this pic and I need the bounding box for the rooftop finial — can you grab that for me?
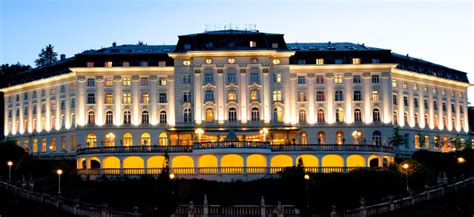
[204,24,257,32]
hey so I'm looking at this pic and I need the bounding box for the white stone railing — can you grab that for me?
[331,177,474,217]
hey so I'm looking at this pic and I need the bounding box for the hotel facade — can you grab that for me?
[1,30,471,179]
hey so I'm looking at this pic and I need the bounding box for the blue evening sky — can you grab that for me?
[1,0,473,102]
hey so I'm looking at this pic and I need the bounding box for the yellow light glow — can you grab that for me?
[169,173,176,179]
[304,174,310,180]
[7,161,13,166]
[402,163,409,169]
[457,157,465,164]
[270,155,293,167]
[346,155,366,167]
[57,169,63,175]
[322,155,344,167]
[123,156,144,169]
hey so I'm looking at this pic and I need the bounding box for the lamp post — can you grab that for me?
[7,161,13,183]
[259,128,269,142]
[169,173,176,196]
[352,130,362,144]
[402,163,409,192]
[304,174,310,214]
[195,128,204,143]
[457,157,466,179]
[57,169,63,195]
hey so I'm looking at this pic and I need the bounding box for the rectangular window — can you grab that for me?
[122,93,131,104]
[183,91,191,102]
[334,75,343,84]
[227,92,237,102]
[105,78,113,87]
[122,77,131,86]
[372,59,380,64]
[393,95,398,105]
[33,139,38,153]
[298,91,306,102]
[158,61,166,67]
[316,58,324,65]
[272,43,279,49]
[335,90,343,101]
[204,73,214,83]
[123,61,130,67]
[442,102,446,112]
[414,98,419,108]
[60,100,65,110]
[183,75,191,84]
[41,138,47,153]
[316,91,325,101]
[297,76,306,84]
[105,61,112,67]
[335,59,343,64]
[451,103,455,112]
[159,78,167,86]
[413,84,418,91]
[159,93,167,103]
[87,78,95,87]
[227,73,236,83]
[86,62,94,67]
[424,99,429,109]
[352,58,361,64]
[392,80,398,88]
[371,75,379,83]
[403,96,408,106]
[51,137,57,152]
[249,41,257,47]
[273,90,282,102]
[141,93,150,104]
[205,90,214,102]
[87,93,95,104]
[274,74,282,83]
[316,76,324,84]
[140,78,149,86]
[70,98,76,108]
[250,90,258,101]
[372,90,380,101]
[433,100,438,110]
[105,93,113,104]
[250,72,259,83]
[402,82,407,89]
[353,75,361,83]
[353,90,362,101]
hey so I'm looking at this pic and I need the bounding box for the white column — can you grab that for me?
[325,74,335,124]
[150,76,158,125]
[194,70,203,124]
[28,92,33,133]
[462,92,469,132]
[454,91,461,132]
[418,85,425,128]
[114,76,122,125]
[290,74,297,124]
[45,88,51,131]
[307,73,315,124]
[19,93,24,134]
[96,76,104,126]
[262,68,271,123]
[77,77,86,126]
[428,87,434,129]
[240,68,248,124]
[55,86,61,130]
[217,69,225,124]
[132,75,139,125]
[36,95,42,132]
[437,88,443,130]
[167,75,175,126]
[381,72,392,124]
[398,82,404,126]
[344,73,352,124]
[362,72,372,124]
[283,71,291,124]
[4,96,10,135]
[408,82,414,127]
[447,90,453,131]
[11,100,16,134]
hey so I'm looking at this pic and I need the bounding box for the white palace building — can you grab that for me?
[1,30,471,179]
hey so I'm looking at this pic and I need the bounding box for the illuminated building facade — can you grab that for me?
[1,30,470,179]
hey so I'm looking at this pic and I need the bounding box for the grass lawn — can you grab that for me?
[374,186,474,217]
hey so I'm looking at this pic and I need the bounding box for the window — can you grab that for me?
[414,98,419,108]
[424,99,429,109]
[371,90,380,102]
[105,93,113,104]
[316,58,324,65]
[142,111,149,124]
[250,72,259,83]
[141,132,151,146]
[402,82,407,89]
[299,110,306,123]
[433,101,438,110]
[274,73,282,83]
[205,90,214,102]
[60,100,65,110]
[297,76,306,84]
[251,108,259,121]
[106,111,113,124]
[140,61,148,67]
[353,90,362,101]
[335,108,344,123]
[317,91,325,101]
[250,90,258,101]
[123,61,130,67]
[317,109,325,123]
[354,109,362,122]
[104,133,115,147]
[205,108,214,122]
[204,73,214,83]
[87,78,95,87]
[160,111,166,124]
[158,132,168,146]
[298,91,306,102]
[272,43,279,49]
[104,78,113,87]
[227,73,236,83]
[140,78,149,86]
[432,87,437,94]
[393,112,398,125]
[159,78,167,86]
[371,75,379,83]
[403,96,408,106]
[424,115,429,127]
[123,133,133,146]
[373,109,381,122]
[158,61,166,67]
[392,80,398,88]
[335,90,343,101]
[317,131,326,144]
[451,103,455,112]
[183,91,191,102]
[336,131,344,144]
[122,93,132,104]
[87,93,95,104]
[353,75,361,83]
[404,112,409,124]
[352,58,361,64]
[228,108,237,122]
[423,86,428,92]
[413,84,418,91]
[249,41,257,47]
[88,111,95,125]
[124,111,131,124]
[441,88,446,95]
[159,93,167,103]
[335,59,343,64]
[87,62,94,67]
[415,113,419,126]
[316,76,324,84]
[373,131,382,146]
[105,61,112,67]
[372,59,380,64]
[86,133,97,147]
[273,107,283,122]
[141,93,150,104]
[442,102,446,112]
[122,77,131,86]
[393,95,398,105]
[60,85,65,93]
[183,75,191,84]
[184,108,192,122]
[334,75,343,84]
[227,92,237,102]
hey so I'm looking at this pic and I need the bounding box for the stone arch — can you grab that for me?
[296,155,319,167]
[88,157,101,169]
[322,154,344,167]
[147,156,166,168]
[199,155,218,167]
[346,155,366,167]
[221,154,244,167]
[368,155,380,167]
[247,154,267,167]
[103,156,120,169]
[123,156,144,168]
[270,155,293,167]
[171,156,194,168]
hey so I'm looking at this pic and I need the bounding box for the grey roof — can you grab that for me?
[81,44,176,55]
[286,42,387,51]
[180,29,282,37]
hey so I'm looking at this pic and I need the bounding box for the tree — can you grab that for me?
[35,44,58,66]
[0,63,31,76]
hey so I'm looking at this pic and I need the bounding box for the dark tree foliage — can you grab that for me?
[0,140,28,180]
[0,63,31,76]
[35,44,58,66]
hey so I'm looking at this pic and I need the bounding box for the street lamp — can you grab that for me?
[457,157,465,164]
[304,174,310,213]
[402,163,410,192]
[7,161,13,183]
[195,128,204,143]
[169,173,176,180]
[56,169,63,195]
[457,157,466,179]
[352,130,362,144]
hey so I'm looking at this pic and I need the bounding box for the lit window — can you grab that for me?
[205,108,214,122]
[334,75,343,84]
[227,92,237,102]
[122,77,131,86]
[372,90,380,102]
[273,91,282,102]
[273,107,283,122]
[317,109,325,123]
[122,93,131,104]
[335,108,344,123]
[104,133,115,147]
[141,93,150,104]
[123,61,130,67]
[105,93,113,104]
[87,62,94,67]
[272,43,279,49]
[298,91,306,102]
[413,84,418,91]
[402,82,407,89]
[182,60,191,66]
[249,41,257,48]
[123,133,133,146]
[105,78,113,87]
[105,61,112,67]
[442,89,446,95]
[159,78,167,86]
[316,58,324,65]
[352,58,361,64]
[87,133,97,147]
[299,110,306,123]
[274,74,282,83]
[392,80,398,88]
[250,90,258,101]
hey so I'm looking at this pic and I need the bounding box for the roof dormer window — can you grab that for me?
[205,42,213,49]
[184,44,191,50]
[250,41,257,48]
[272,43,278,49]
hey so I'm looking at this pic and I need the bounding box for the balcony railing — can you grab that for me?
[76,142,394,155]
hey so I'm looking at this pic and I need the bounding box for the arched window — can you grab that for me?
[354,108,362,122]
[184,108,192,123]
[124,110,131,124]
[123,132,133,146]
[205,108,214,122]
[86,133,96,147]
[32,119,37,132]
[317,109,325,123]
[300,131,307,144]
[443,116,447,128]
[71,114,75,127]
[299,109,306,123]
[393,111,398,125]
[335,108,344,123]
[41,117,46,130]
[141,132,151,146]
[51,116,55,130]
[373,108,381,122]
[142,111,149,124]
[434,115,439,128]
[452,118,455,130]
[273,107,283,122]
[61,115,65,128]
[159,111,167,124]
[425,114,429,127]
[106,111,113,124]
[404,112,409,125]
[251,107,260,121]
[228,108,237,122]
[104,132,115,147]
[372,131,382,146]
[317,131,326,144]
[88,111,95,125]
[336,131,344,145]
[159,132,168,146]
[414,113,419,126]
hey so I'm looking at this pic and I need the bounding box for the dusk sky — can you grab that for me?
[1,0,473,102]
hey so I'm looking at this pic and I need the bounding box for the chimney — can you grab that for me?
[112,42,117,47]
[60,54,66,61]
